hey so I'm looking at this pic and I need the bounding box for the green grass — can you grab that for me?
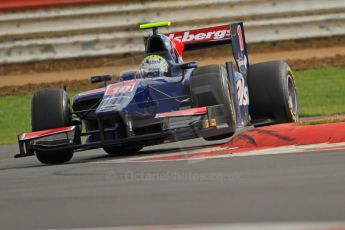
[0,92,79,145]
[0,95,31,145]
[1,66,345,145]
[300,118,345,126]
[294,67,345,117]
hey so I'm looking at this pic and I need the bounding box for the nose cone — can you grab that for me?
[97,95,131,114]
[96,80,139,116]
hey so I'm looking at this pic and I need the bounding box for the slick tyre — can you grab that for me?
[31,88,74,164]
[247,61,298,123]
[190,65,236,140]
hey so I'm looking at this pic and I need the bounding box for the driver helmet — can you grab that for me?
[138,55,169,78]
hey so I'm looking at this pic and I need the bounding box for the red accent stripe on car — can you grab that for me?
[19,126,75,141]
[155,107,207,118]
[105,79,138,96]
[166,24,231,45]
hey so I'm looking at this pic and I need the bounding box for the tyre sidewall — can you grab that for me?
[247,61,298,123]
[31,88,73,164]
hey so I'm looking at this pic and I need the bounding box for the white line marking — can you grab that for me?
[95,142,345,164]
[45,222,345,230]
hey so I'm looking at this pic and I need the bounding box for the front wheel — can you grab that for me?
[189,65,236,140]
[31,88,74,164]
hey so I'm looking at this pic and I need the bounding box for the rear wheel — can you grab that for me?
[190,65,236,140]
[247,60,298,124]
[31,88,74,164]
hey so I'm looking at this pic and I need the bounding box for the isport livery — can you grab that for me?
[16,21,299,164]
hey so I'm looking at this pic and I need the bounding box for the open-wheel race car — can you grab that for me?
[16,21,299,164]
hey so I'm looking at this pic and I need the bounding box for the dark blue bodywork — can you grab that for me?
[16,22,260,161]
[72,22,250,143]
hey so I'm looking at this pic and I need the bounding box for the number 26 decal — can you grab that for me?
[236,78,249,106]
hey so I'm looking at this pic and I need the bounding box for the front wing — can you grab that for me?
[16,105,234,158]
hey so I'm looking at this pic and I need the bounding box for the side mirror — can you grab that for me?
[178,61,198,70]
[90,75,112,84]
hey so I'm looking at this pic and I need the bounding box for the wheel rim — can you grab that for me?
[287,74,298,117]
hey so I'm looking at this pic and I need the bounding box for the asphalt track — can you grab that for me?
[1,138,345,229]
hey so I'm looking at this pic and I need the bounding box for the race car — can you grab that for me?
[16,21,299,164]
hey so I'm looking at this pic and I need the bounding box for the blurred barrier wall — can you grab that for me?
[0,0,121,11]
[0,0,344,64]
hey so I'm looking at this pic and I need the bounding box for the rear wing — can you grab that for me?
[166,22,249,77]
